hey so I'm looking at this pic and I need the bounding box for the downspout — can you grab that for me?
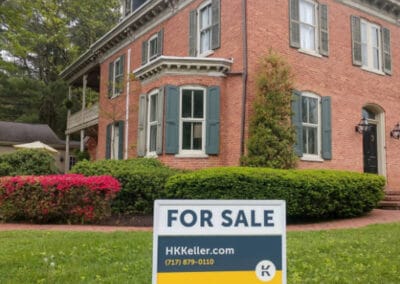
[240,0,248,157]
[125,48,132,159]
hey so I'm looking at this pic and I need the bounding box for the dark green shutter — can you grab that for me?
[206,86,220,155]
[165,85,180,154]
[118,121,124,160]
[351,15,362,66]
[289,0,300,48]
[157,29,164,58]
[382,27,392,75]
[319,4,329,56]
[142,40,148,65]
[291,90,303,157]
[321,97,332,160]
[108,62,114,98]
[106,124,112,159]
[137,94,147,157]
[211,0,221,50]
[189,10,197,56]
[156,87,164,155]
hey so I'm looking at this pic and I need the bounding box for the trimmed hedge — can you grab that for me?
[165,167,385,220]
[0,149,58,176]
[70,159,180,215]
[0,174,121,223]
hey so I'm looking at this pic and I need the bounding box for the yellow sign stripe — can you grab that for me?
[157,270,283,284]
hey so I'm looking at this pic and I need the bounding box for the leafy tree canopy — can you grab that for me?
[0,0,120,137]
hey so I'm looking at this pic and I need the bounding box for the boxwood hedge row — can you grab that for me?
[165,167,385,220]
[70,159,179,215]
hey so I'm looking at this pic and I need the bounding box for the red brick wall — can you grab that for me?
[247,0,400,189]
[96,0,400,189]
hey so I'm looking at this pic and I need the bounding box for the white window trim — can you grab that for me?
[299,0,319,54]
[111,57,123,99]
[177,86,207,157]
[360,19,382,73]
[148,34,159,62]
[197,1,213,57]
[146,90,159,157]
[300,92,322,162]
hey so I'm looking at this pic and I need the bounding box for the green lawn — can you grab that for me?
[0,223,399,283]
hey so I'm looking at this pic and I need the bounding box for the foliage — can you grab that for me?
[73,149,90,162]
[0,162,11,177]
[71,159,180,215]
[0,149,58,176]
[0,174,121,223]
[0,0,120,137]
[241,51,297,169]
[165,167,385,220]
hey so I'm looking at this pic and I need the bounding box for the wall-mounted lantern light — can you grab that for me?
[355,117,369,134]
[390,123,400,139]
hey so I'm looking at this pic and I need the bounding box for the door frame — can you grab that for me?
[362,104,386,177]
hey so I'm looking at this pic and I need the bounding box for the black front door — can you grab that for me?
[363,124,378,174]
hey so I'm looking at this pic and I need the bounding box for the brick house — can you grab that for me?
[61,0,400,190]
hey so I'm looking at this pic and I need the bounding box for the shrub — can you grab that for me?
[0,162,11,177]
[0,149,58,176]
[71,158,179,215]
[165,167,385,220]
[0,174,121,223]
[241,51,297,169]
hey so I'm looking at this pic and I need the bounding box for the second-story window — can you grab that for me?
[189,0,220,57]
[124,0,146,16]
[199,3,212,54]
[108,55,125,98]
[141,29,164,65]
[351,16,392,75]
[289,0,329,57]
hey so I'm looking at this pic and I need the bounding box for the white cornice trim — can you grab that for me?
[336,0,400,24]
[133,56,233,83]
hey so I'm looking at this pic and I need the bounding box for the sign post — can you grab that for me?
[152,200,286,284]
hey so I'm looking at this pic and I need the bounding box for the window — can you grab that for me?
[137,88,164,157]
[181,88,205,152]
[164,85,220,156]
[147,91,160,154]
[301,94,320,156]
[148,35,158,61]
[141,29,163,65]
[199,4,212,54]
[299,0,317,51]
[124,0,146,16]
[189,0,220,57]
[292,91,331,161]
[289,0,329,56]
[361,21,380,71]
[351,16,392,75]
[108,55,125,98]
[106,121,124,160]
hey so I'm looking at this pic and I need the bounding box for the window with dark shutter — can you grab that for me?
[289,0,329,56]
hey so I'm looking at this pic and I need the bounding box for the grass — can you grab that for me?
[0,223,399,283]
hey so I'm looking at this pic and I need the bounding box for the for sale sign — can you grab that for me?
[152,200,286,284]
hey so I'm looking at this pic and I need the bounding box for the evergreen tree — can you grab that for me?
[241,51,297,169]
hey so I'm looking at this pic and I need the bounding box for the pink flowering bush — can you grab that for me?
[0,174,121,223]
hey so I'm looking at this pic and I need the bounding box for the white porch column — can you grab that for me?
[80,75,88,152]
